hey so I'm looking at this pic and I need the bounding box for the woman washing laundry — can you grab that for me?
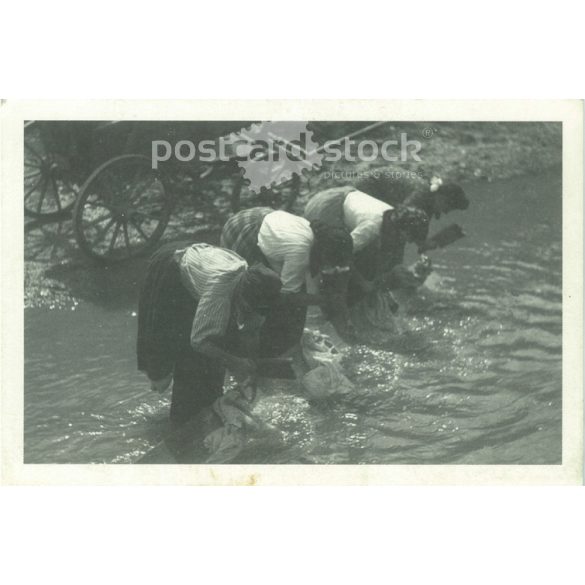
[136,242,282,424]
[221,207,355,352]
[355,173,470,252]
[303,186,431,303]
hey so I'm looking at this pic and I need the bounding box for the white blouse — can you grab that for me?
[343,190,393,252]
[257,210,314,294]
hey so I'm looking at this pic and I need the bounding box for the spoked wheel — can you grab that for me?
[24,218,76,264]
[24,123,78,218]
[73,155,172,262]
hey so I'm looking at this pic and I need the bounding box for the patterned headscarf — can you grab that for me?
[390,205,430,244]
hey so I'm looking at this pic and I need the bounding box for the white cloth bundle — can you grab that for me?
[348,289,404,347]
[300,328,343,369]
[300,329,354,399]
[301,362,354,400]
[204,383,280,463]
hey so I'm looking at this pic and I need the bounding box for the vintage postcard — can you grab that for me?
[1,100,582,485]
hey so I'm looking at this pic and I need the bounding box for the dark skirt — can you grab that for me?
[305,187,380,304]
[136,242,225,424]
[257,301,308,358]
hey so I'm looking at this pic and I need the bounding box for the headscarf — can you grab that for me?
[236,263,282,309]
[436,183,469,210]
[388,205,430,245]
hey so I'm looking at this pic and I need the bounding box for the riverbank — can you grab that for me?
[24,122,562,309]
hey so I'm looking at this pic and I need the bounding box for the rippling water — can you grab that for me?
[24,172,562,464]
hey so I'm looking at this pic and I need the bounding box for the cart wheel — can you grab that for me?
[25,218,76,264]
[24,124,77,218]
[73,155,172,262]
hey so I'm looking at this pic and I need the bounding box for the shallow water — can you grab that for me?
[24,171,562,464]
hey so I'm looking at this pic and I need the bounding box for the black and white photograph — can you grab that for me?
[11,107,579,470]
[0,100,582,484]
